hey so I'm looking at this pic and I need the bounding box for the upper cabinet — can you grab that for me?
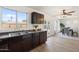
[31,12,44,24]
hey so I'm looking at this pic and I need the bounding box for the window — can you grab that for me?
[2,8,16,30]
[0,7,28,31]
[17,12,27,30]
[0,7,2,30]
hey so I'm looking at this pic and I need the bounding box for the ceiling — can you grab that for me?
[29,6,79,17]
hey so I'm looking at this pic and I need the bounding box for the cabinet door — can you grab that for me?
[37,13,41,24]
[32,33,40,48]
[31,12,37,24]
[39,32,44,44]
[40,14,44,24]
[8,36,24,52]
[43,31,47,42]
[22,34,32,51]
[39,31,47,44]
[0,39,9,52]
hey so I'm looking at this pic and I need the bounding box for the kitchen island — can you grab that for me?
[0,30,47,52]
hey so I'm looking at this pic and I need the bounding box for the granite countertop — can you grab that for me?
[0,30,47,39]
[0,31,28,39]
[28,30,47,34]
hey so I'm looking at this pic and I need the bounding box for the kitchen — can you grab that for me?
[0,6,47,52]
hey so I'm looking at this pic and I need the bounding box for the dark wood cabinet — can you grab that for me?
[31,12,37,24]
[32,33,40,48]
[39,31,47,44]
[22,34,32,51]
[8,36,24,52]
[0,31,47,52]
[39,32,44,44]
[43,31,47,43]
[32,31,47,48]
[31,12,44,24]
[0,38,9,52]
[8,34,32,52]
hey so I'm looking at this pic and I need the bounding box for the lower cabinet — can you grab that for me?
[22,34,32,51]
[39,32,44,44]
[39,31,47,44]
[32,33,40,48]
[8,34,32,52]
[8,36,24,52]
[0,38,9,52]
[43,31,47,42]
[0,31,47,52]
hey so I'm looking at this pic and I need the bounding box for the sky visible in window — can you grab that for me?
[17,12,27,23]
[2,8,28,23]
[2,8,16,23]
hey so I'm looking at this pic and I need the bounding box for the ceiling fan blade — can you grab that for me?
[67,13,72,16]
[68,11,75,13]
[62,13,72,16]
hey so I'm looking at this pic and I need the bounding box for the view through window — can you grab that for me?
[0,7,28,31]
[0,7,1,30]
[2,8,16,30]
[17,12,27,30]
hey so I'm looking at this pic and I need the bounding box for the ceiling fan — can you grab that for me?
[62,9,75,16]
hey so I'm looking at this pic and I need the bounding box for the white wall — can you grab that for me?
[58,7,79,32]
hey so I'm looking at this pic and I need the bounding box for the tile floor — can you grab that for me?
[31,36,79,52]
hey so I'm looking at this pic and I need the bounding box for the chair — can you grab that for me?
[73,32,78,37]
